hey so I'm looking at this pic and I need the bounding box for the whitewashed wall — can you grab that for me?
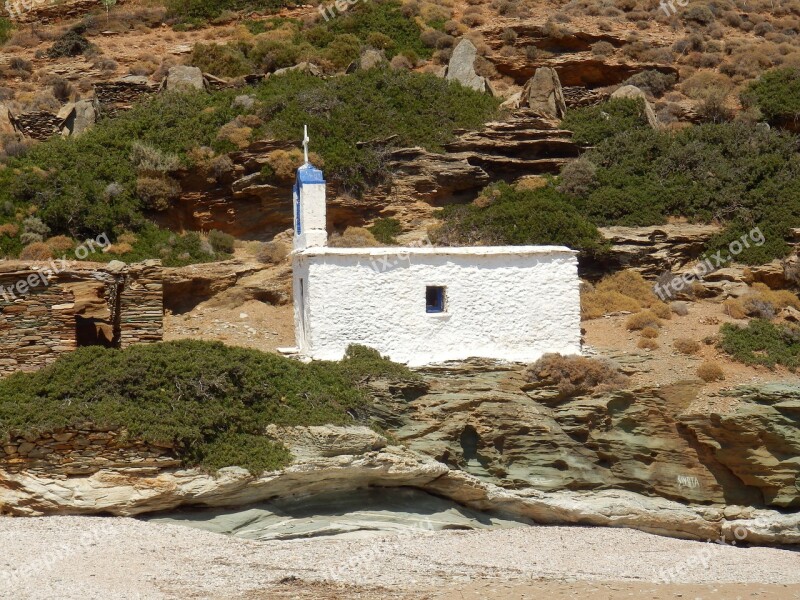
[292,246,580,366]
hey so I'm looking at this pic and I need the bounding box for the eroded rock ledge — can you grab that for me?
[1,424,797,546]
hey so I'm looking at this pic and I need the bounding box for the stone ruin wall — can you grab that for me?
[0,260,164,377]
[0,425,179,477]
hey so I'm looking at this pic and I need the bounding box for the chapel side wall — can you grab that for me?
[304,251,580,365]
[292,255,311,353]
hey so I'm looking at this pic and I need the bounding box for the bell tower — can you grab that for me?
[293,125,327,250]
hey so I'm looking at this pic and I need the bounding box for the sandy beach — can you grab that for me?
[1,516,798,599]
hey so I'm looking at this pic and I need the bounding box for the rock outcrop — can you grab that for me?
[159,111,579,238]
[446,39,491,93]
[520,67,566,118]
[165,66,206,92]
[680,385,800,509]
[372,362,800,511]
[582,223,723,280]
[0,104,19,136]
[611,84,658,128]
[57,99,98,136]
[2,422,797,546]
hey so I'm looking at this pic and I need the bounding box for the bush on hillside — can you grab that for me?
[697,361,725,382]
[207,229,235,253]
[524,353,628,397]
[0,18,13,45]
[0,69,495,261]
[719,319,800,369]
[741,67,800,127]
[167,0,294,22]
[46,27,94,58]
[190,42,253,78]
[561,98,650,146]
[571,123,800,263]
[369,217,402,244]
[0,341,419,474]
[328,226,380,247]
[432,183,605,252]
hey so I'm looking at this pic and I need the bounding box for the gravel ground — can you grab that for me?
[1,517,799,599]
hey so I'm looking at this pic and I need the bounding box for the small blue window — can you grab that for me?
[426,286,446,313]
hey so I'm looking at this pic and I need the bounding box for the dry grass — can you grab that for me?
[581,290,641,319]
[328,227,380,248]
[640,326,659,338]
[524,353,628,397]
[19,242,53,261]
[582,270,663,320]
[674,338,701,354]
[650,301,672,320]
[697,361,725,382]
[45,235,75,254]
[626,310,662,331]
[596,270,656,306]
[257,241,290,264]
[723,298,748,319]
[637,338,659,350]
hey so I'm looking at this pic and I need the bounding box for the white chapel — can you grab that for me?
[288,129,581,366]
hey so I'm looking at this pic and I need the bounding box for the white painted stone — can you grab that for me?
[292,246,581,366]
[292,163,327,251]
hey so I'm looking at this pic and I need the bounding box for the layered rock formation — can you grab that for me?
[2,422,797,546]
[582,223,724,279]
[157,111,579,238]
[371,362,797,509]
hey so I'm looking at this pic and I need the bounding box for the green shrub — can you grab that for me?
[719,319,800,369]
[369,217,402,244]
[2,69,496,258]
[741,67,800,128]
[0,341,419,474]
[572,123,800,261]
[433,182,606,253]
[561,98,650,146]
[167,0,294,23]
[207,228,235,253]
[190,42,253,78]
[0,18,13,45]
[308,0,431,60]
[46,27,94,58]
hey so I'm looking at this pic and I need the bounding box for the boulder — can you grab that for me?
[165,66,206,92]
[359,48,385,70]
[446,39,490,93]
[58,99,97,137]
[610,84,658,128]
[521,67,566,118]
[0,104,18,136]
[273,62,322,77]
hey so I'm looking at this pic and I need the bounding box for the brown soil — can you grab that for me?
[583,299,800,412]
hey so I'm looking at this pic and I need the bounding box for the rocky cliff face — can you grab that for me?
[2,422,798,546]
[370,362,798,511]
[153,110,580,239]
[2,368,798,545]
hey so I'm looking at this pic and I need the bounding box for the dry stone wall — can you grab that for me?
[0,425,179,476]
[0,260,163,377]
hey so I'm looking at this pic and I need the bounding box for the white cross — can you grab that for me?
[302,124,309,165]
